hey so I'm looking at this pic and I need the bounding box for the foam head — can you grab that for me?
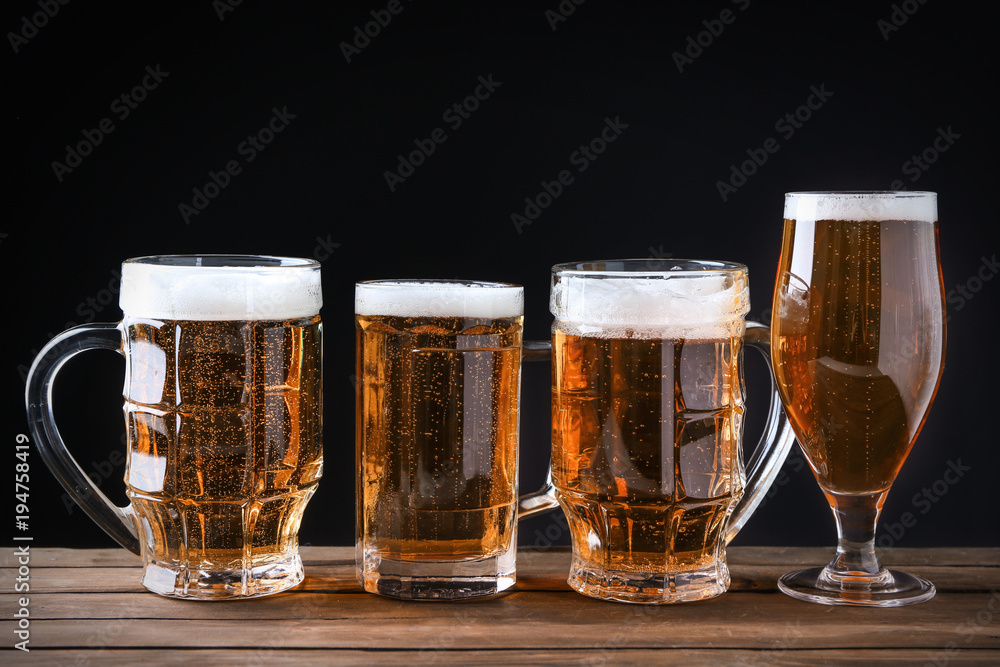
[355,280,523,319]
[550,260,749,339]
[119,255,322,321]
[785,191,937,223]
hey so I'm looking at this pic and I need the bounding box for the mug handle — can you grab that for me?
[516,340,560,519]
[24,322,141,555]
[725,320,797,544]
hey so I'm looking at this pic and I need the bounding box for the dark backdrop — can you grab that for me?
[6,1,998,551]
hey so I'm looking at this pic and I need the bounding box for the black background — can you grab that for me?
[5,1,998,551]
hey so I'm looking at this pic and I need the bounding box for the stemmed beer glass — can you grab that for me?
[771,191,945,606]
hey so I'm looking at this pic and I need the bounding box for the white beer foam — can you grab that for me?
[551,275,749,340]
[355,281,523,318]
[120,260,322,321]
[785,191,937,223]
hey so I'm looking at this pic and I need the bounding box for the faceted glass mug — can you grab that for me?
[25,255,323,599]
[549,259,795,603]
[355,279,557,600]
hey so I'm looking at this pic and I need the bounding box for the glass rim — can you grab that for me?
[120,254,322,320]
[355,279,523,318]
[784,191,938,223]
[785,190,937,198]
[124,254,320,269]
[356,278,522,290]
[551,258,747,278]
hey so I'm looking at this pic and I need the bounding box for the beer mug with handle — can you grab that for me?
[549,259,796,603]
[355,279,558,600]
[25,255,323,600]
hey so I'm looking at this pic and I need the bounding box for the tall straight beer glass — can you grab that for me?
[550,260,795,603]
[772,192,945,606]
[356,279,556,600]
[26,255,323,599]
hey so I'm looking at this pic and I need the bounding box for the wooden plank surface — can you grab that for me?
[8,563,997,595]
[5,546,998,594]
[8,545,998,567]
[8,593,1000,647]
[2,547,999,665]
[4,649,1000,667]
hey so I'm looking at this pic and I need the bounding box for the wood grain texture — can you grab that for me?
[2,547,998,665]
[4,648,1000,666]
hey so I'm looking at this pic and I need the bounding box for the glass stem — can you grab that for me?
[825,491,888,578]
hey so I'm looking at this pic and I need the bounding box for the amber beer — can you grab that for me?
[355,280,524,599]
[119,256,323,598]
[772,195,946,495]
[550,261,751,603]
[772,191,944,607]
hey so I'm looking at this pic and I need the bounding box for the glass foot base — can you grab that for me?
[361,555,515,600]
[778,566,935,607]
[567,558,729,604]
[141,553,304,600]
[366,574,515,600]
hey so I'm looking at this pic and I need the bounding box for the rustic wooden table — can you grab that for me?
[3,546,999,665]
